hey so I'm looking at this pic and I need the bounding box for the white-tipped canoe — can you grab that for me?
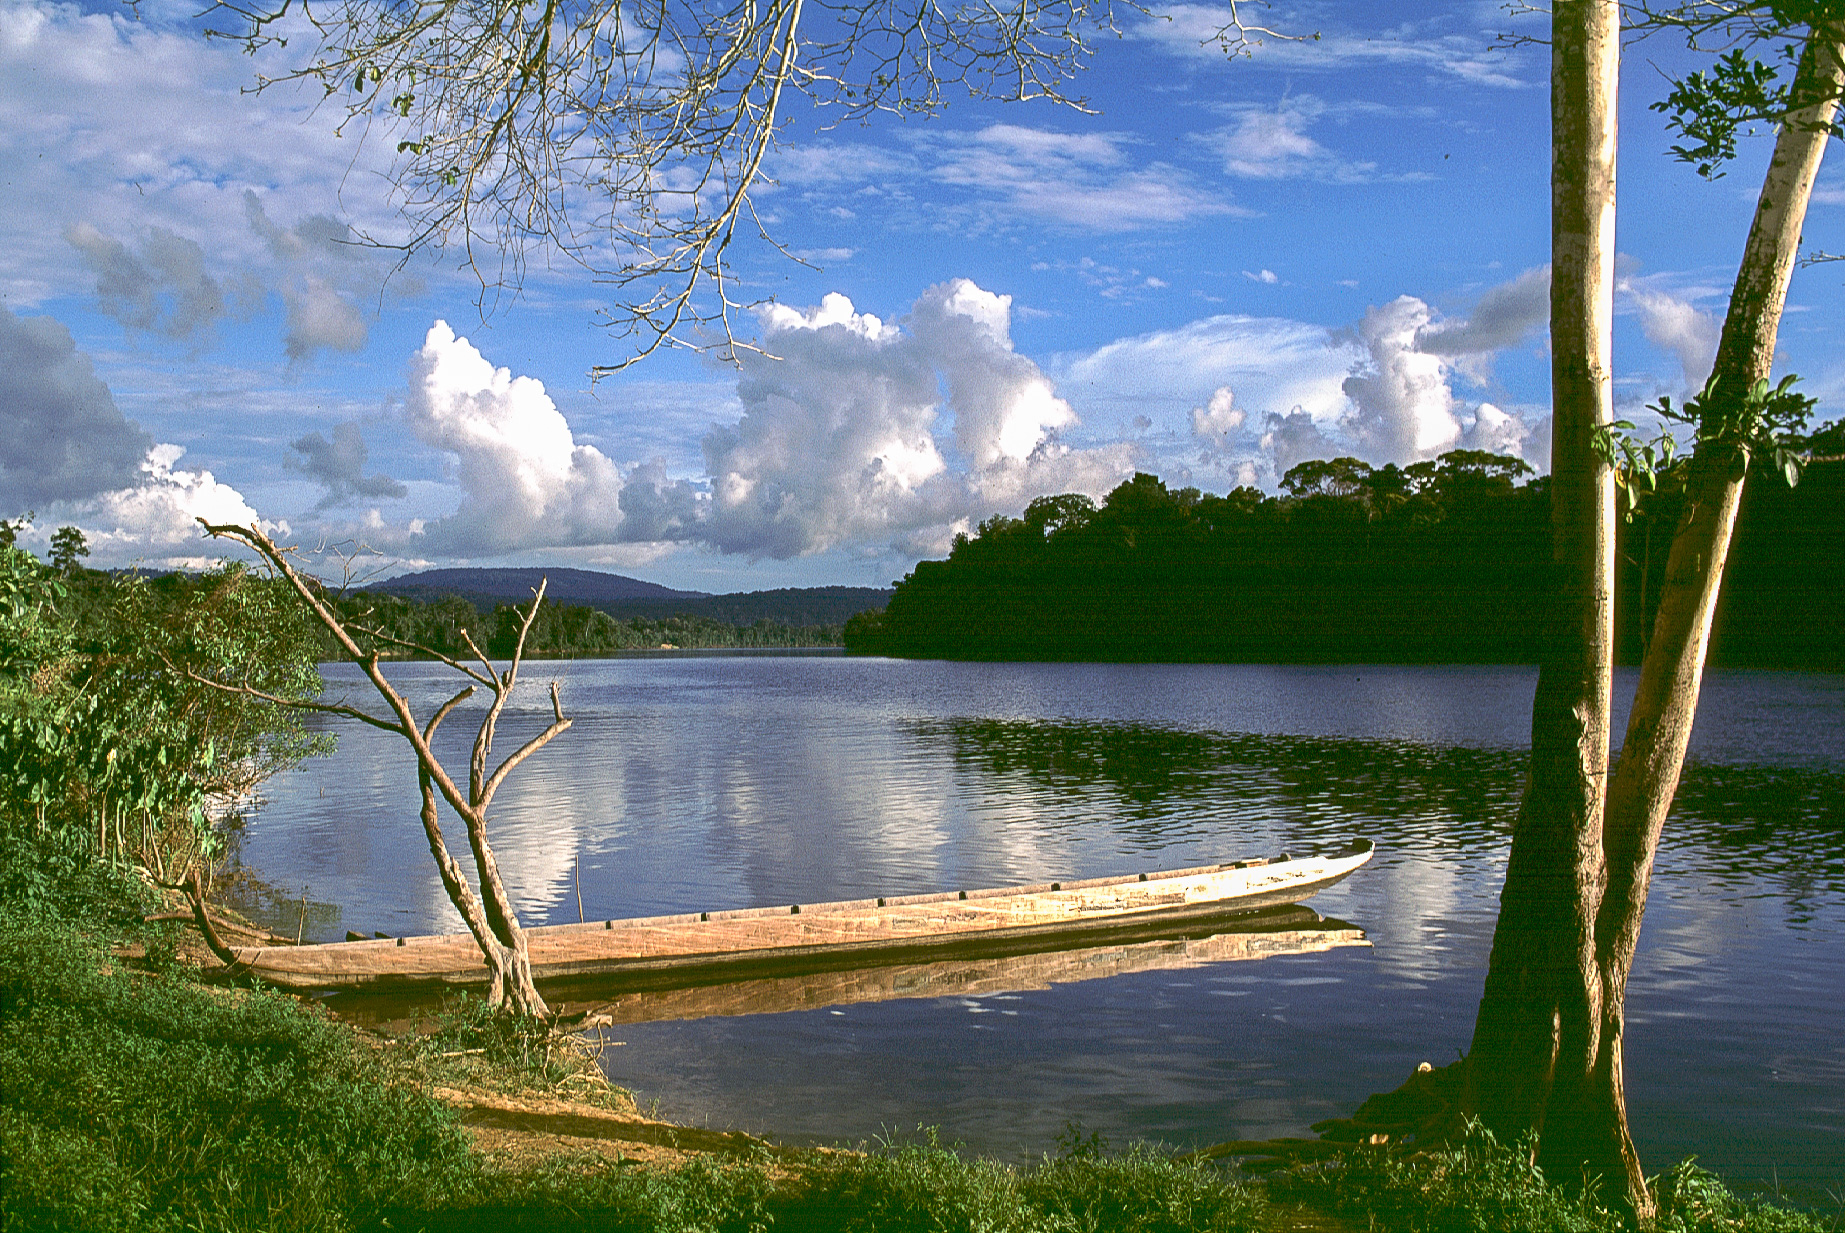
[226,839,1375,995]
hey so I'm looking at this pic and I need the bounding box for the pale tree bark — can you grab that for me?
[1465,0,1622,1183]
[195,521,570,1016]
[1466,17,1842,1214]
[1585,13,1844,1202]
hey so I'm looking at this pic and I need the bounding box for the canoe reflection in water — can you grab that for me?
[330,904,1369,1029]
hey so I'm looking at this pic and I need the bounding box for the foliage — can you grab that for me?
[0,553,331,882]
[1273,1124,1619,1232]
[773,1130,1267,1233]
[323,589,847,659]
[405,1154,779,1233]
[853,446,1845,667]
[0,912,474,1233]
[1646,12,1845,182]
[0,543,70,675]
[1649,1158,1838,1233]
[855,453,1559,664]
[0,510,33,550]
[0,828,154,926]
[48,525,90,574]
[1019,1144,1269,1232]
[1594,373,1827,517]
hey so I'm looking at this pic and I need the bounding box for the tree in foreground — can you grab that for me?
[1462,1,1843,1214]
[196,522,570,1015]
[3,543,329,898]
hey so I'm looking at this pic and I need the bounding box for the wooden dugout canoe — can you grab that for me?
[227,838,1375,996]
[334,905,1369,1028]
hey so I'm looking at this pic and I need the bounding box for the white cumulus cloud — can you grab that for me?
[1058,265,1562,487]
[702,281,1135,558]
[1341,295,1465,460]
[83,444,275,561]
[1621,281,1721,396]
[404,322,626,554]
[1191,387,1246,444]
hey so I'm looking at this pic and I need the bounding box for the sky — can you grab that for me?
[3,0,1843,592]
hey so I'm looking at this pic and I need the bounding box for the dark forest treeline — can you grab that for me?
[845,451,1844,669]
[323,591,845,658]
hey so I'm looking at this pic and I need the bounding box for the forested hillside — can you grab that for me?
[324,591,851,656]
[845,451,1844,668]
[361,568,889,651]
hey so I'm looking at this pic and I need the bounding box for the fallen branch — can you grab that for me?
[183,867,246,971]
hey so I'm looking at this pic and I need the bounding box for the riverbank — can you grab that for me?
[7,895,1836,1233]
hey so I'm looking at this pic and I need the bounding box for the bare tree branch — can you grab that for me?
[204,0,1312,367]
[196,519,568,1015]
[180,668,406,735]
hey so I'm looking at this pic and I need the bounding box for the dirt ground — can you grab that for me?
[430,1083,790,1171]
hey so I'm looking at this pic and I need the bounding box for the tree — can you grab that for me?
[47,527,88,576]
[1279,457,1374,500]
[196,522,572,1016]
[2,554,329,887]
[1023,493,1098,538]
[204,0,1299,366]
[1463,3,1843,1213]
[1462,0,1629,1200]
[0,513,32,551]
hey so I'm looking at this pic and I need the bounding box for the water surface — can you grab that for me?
[238,658,1845,1199]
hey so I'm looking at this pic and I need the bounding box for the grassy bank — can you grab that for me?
[3,894,1836,1233]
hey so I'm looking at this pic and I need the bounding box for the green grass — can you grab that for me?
[0,913,476,1233]
[1270,1123,1839,1233]
[4,898,1835,1233]
[378,1132,1267,1233]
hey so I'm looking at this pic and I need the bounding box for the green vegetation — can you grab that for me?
[1,915,473,1233]
[1272,1125,1835,1233]
[322,590,845,659]
[2,529,1836,1233]
[2,533,328,897]
[847,448,1844,667]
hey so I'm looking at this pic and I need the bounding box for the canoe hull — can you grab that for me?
[227,840,1374,995]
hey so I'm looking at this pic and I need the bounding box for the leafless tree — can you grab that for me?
[204,0,1306,369]
[194,520,569,1015]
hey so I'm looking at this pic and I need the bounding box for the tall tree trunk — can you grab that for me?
[1466,21,1841,1214]
[1466,0,1621,1185]
[1586,16,1844,1208]
[461,799,549,1014]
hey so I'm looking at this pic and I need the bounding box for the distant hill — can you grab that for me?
[365,567,889,627]
[368,567,707,608]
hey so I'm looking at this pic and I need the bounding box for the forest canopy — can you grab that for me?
[845,450,1844,667]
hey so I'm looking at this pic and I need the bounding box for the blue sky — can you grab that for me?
[4,0,1842,591]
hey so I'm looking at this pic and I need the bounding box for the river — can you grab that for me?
[235,656,1845,1199]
